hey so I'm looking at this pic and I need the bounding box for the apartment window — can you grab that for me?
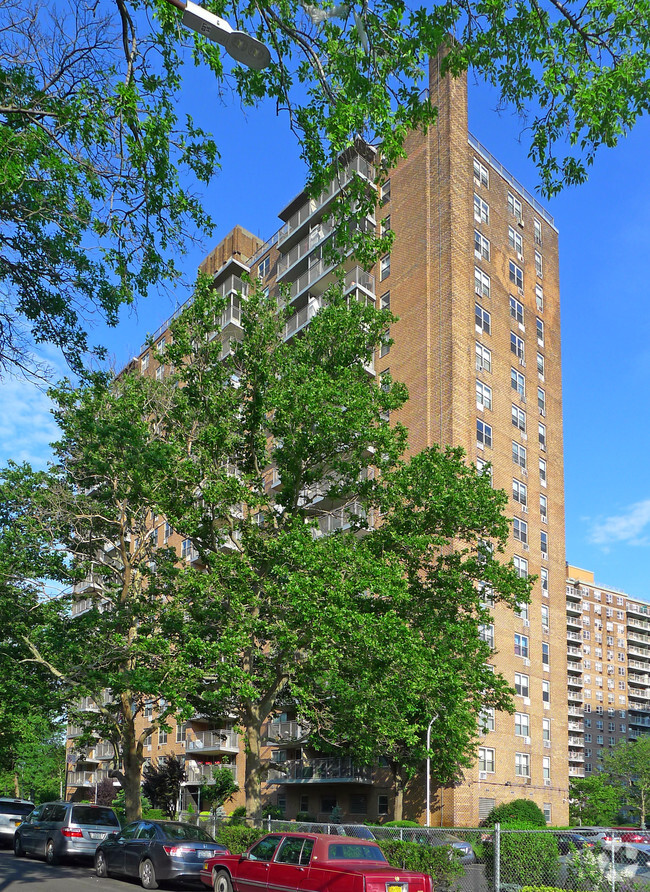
[508,192,523,222]
[156,338,165,353]
[479,747,495,773]
[476,380,493,410]
[480,624,495,648]
[474,193,489,224]
[158,728,167,746]
[541,530,549,559]
[181,538,193,559]
[542,680,550,703]
[512,441,527,469]
[511,368,526,398]
[511,333,525,361]
[476,342,492,373]
[539,458,547,486]
[164,521,172,541]
[513,479,527,507]
[534,218,543,246]
[535,250,543,278]
[515,752,530,777]
[537,317,545,345]
[543,756,551,780]
[476,458,493,485]
[141,352,150,371]
[542,642,550,666]
[380,291,390,310]
[474,158,489,188]
[512,405,526,433]
[515,713,530,737]
[537,353,545,378]
[380,215,391,235]
[536,284,544,312]
[508,226,523,255]
[475,230,491,261]
[514,633,529,658]
[541,604,550,631]
[512,557,527,582]
[259,256,271,278]
[378,795,389,815]
[515,672,530,697]
[380,330,390,358]
[475,303,491,334]
[509,260,524,290]
[176,722,186,743]
[540,494,548,522]
[517,601,529,622]
[597,735,604,744]
[380,254,391,281]
[538,387,546,415]
[621,724,626,732]
[481,707,496,732]
[513,518,528,545]
[156,365,165,381]
[477,419,493,449]
[475,266,491,298]
[380,179,391,204]
[510,296,524,325]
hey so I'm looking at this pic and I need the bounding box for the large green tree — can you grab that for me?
[569,773,622,827]
[2,0,650,374]
[602,737,650,828]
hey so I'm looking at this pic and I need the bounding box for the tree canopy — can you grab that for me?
[602,736,650,828]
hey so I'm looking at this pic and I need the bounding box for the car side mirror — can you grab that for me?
[240,853,249,861]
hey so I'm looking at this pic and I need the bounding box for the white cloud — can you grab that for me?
[590,500,650,548]
[0,377,58,468]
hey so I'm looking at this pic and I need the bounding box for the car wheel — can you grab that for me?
[14,835,24,857]
[140,858,158,890]
[45,839,58,865]
[95,849,109,878]
[214,869,234,892]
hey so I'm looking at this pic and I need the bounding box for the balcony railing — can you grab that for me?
[186,729,239,754]
[568,751,585,762]
[184,762,237,785]
[314,502,372,537]
[68,770,95,786]
[277,220,336,278]
[283,297,324,341]
[263,721,308,743]
[267,757,373,784]
[569,767,585,777]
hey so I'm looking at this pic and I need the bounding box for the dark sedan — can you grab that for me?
[94,819,228,889]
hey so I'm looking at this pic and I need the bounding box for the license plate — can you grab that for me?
[89,832,106,840]
[387,885,407,892]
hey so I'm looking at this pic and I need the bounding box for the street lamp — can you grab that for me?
[165,0,272,70]
[425,715,437,828]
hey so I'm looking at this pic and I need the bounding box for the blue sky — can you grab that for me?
[1,59,648,599]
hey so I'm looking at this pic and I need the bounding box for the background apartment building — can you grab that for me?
[67,56,569,826]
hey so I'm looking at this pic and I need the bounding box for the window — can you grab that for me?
[479,747,495,773]
[480,624,495,648]
[481,707,495,732]
[542,642,550,666]
[476,380,492,410]
[537,317,545,346]
[158,728,167,745]
[543,756,551,780]
[541,530,549,559]
[536,284,544,312]
[540,494,548,522]
[513,479,527,507]
[141,352,150,371]
[476,342,492,373]
[378,795,389,815]
[380,330,390,358]
[380,291,390,310]
[475,303,491,334]
[475,230,491,261]
[511,333,525,361]
[543,803,552,823]
[380,254,390,281]
[538,387,546,415]
[508,226,523,255]
[474,158,489,188]
[176,722,186,743]
[380,215,391,235]
[164,521,172,542]
[181,538,193,559]
[157,338,165,353]
[534,218,542,246]
[517,602,529,621]
[515,752,530,777]
[541,604,550,631]
[474,193,489,224]
[535,251,543,278]
[515,713,530,737]
[510,296,524,325]
[512,441,527,469]
[156,365,164,381]
[511,368,526,398]
[380,179,391,204]
[508,192,523,222]
[476,458,493,485]
[539,458,547,486]
[513,518,528,545]
[515,672,530,697]
[477,419,492,449]
[514,633,529,658]
[542,680,550,703]
[512,405,526,433]
[539,422,546,450]
[514,555,528,578]
[259,255,271,278]
[537,352,545,377]
[475,266,491,298]
[509,260,524,290]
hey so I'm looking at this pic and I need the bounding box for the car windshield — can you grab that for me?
[0,802,33,816]
[71,806,120,827]
[161,823,215,842]
[328,843,387,862]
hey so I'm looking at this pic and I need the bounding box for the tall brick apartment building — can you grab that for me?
[66,56,570,826]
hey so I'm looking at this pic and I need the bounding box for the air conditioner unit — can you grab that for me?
[524,619,530,627]
[522,468,528,476]
[544,740,551,748]
[544,702,550,709]
[523,544,530,551]
[540,409,546,417]
[518,287,525,296]
[519,358,526,367]
[522,505,528,514]
[544,779,551,786]
[521,432,527,440]
[524,697,531,706]
[524,658,531,666]
[517,252,524,261]
[479,771,488,780]
[518,219,525,228]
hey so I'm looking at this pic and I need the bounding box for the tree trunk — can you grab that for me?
[393,767,405,822]
[120,711,144,822]
[244,711,263,825]
[13,772,20,798]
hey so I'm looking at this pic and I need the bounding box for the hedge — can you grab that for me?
[378,839,465,887]
[216,825,265,853]
[483,824,560,889]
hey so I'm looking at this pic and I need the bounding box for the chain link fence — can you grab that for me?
[262,822,650,892]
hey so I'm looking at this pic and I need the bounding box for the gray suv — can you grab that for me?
[14,801,120,863]
[0,799,34,846]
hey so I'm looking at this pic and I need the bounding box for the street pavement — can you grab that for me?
[0,846,135,890]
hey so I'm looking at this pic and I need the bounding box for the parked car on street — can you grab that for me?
[95,819,228,889]
[556,832,597,855]
[575,827,623,851]
[13,801,120,863]
[0,799,34,846]
[200,831,433,892]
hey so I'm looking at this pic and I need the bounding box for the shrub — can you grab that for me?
[483,823,559,889]
[296,811,316,822]
[216,825,264,854]
[383,820,421,827]
[483,799,546,827]
[378,840,464,887]
[228,806,248,825]
[521,887,597,892]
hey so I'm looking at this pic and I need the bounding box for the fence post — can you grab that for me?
[400,829,403,842]
[611,833,616,892]
[267,814,271,832]
[494,823,501,892]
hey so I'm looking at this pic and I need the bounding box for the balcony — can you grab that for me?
[568,751,585,763]
[566,613,581,629]
[313,502,374,537]
[568,735,584,748]
[185,729,239,755]
[567,676,583,690]
[283,296,324,341]
[629,673,650,687]
[267,757,373,785]
[628,602,650,619]
[568,706,584,717]
[569,767,585,777]
[95,742,115,760]
[629,629,650,646]
[183,762,237,785]
[568,720,584,732]
[565,585,582,603]
[68,770,96,786]
[566,601,581,616]
[629,647,650,661]
[277,219,336,280]
[263,721,309,745]
[567,645,582,659]
[567,689,583,702]
[566,631,581,643]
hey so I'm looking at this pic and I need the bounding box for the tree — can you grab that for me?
[569,774,622,827]
[602,737,650,828]
[3,0,650,375]
[0,712,65,803]
[199,766,240,813]
[0,372,199,822]
[153,279,530,822]
[142,756,186,819]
